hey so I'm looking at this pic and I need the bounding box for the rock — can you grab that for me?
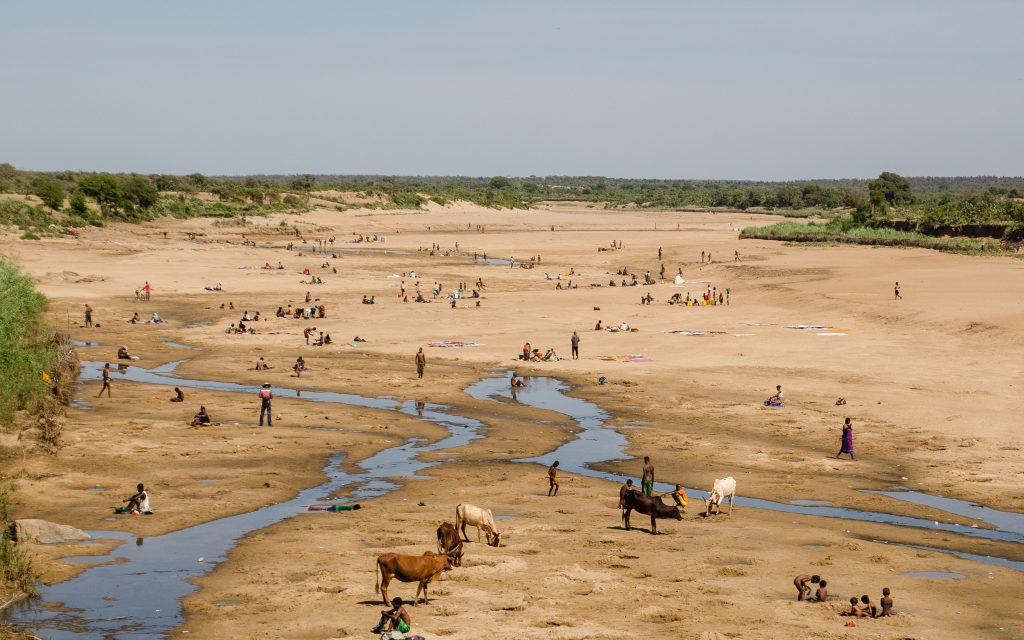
[10,519,91,544]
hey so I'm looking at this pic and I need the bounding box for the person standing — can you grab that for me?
[836,417,854,460]
[657,246,662,260]
[258,382,273,426]
[415,348,426,379]
[84,304,93,328]
[143,281,152,301]
[570,332,580,360]
[894,281,902,300]
[97,363,112,398]
[548,460,559,496]
[641,456,655,496]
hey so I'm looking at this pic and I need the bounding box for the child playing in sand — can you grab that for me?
[840,597,867,618]
[880,587,893,616]
[860,594,878,617]
[812,579,828,602]
[793,574,820,601]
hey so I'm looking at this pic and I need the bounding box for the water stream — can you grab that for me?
[465,375,1024,554]
[7,366,1023,639]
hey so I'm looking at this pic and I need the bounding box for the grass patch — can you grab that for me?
[0,261,57,424]
[0,529,37,597]
[741,219,1000,254]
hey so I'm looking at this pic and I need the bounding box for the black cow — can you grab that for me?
[622,490,682,534]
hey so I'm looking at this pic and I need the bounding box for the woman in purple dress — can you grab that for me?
[836,417,855,460]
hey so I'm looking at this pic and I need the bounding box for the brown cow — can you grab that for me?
[375,551,452,605]
[436,522,464,567]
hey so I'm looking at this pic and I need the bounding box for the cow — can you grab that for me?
[703,476,737,516]
[374,551,452,606]
[455,503,501,547]
[436,522,464,567]
[622,490,682,534]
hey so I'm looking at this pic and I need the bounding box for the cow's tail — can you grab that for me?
[454,503,462,531]
[374,558,380,595]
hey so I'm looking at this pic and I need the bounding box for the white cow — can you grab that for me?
[455,503,502,547]
[702,477,737,516]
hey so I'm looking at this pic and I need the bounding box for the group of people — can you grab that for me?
[519,342,559,362]
[275,304,326,319]
[797,575,893,618]
[128,311,165,324]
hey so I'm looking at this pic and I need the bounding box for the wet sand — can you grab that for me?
[3,202,1023,638]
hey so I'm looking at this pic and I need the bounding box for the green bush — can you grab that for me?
[0,260,57,424]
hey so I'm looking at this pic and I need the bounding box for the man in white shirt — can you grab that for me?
[126,483,153,514]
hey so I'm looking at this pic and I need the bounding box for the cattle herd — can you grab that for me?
[374,503,501,605]
[374,479,737,606]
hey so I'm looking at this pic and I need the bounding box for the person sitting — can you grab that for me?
[293,356,306,377]
[124,483,153,515]
[510,372,525,388]
[226,323,237,334]
[840,596,867,618]
[276,262,284,269]
[353,336,366,342]
[150,312,164,323]
[170,387,184,402]
[323,333,332,345]
[530,349,543,361]
[255,357,271,370]
[362,295,370,304]
[415,293,427,303]
[371,597,411,638]
[262,262,273,269]
[253,311,261,321]
[543,348,558,361]
[117,345,134,360]
[318,305,325,318]
[764,385,784,407]
[191,405,212,426]
[129,312,141,324]
[595,320,602,330]
[237,321,247,333]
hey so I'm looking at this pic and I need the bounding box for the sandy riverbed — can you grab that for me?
[2,202,1022,638]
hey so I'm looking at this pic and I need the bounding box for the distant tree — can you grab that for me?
[78,174,123,211]
[0,163,16,180]
[290,174,316,191]
[187,173,209,189]
[489,176,512,190]
[69,193,89,215]
[153,174,181,192]
[32,178,65,210]
[775,186,802,208]
[868,171,913,207]
[123,175,159,209]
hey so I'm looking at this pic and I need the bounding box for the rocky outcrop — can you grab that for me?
[8,519,91,544]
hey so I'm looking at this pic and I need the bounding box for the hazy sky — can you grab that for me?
[2,1,1021,179]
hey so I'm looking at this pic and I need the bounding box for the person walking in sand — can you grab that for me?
[836,417,855,460]
[97,363,112,398]
[894,281,902,300]
[84,304,93,327]
[258,383,273,426]
[415,348,426,379]
[548,461,559,496]
[641,456,654,496]
[570,331,580,360]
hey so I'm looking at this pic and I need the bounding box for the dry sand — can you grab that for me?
[2,202,1022,638]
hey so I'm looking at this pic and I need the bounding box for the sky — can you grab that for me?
[1,1,1022,180]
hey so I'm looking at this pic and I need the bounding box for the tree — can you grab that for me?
[32,178,65,210]
[78,174,123,211]
[69,193,89,215]
[122,175,158,209]
[0,163,16,180]
[868,171,913,208]
[488,176,512,190]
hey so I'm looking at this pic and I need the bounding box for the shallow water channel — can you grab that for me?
[7,366,1023,638]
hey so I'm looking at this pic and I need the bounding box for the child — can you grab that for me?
[840,596,866,618]
[793,574,820,601]
[861,594,878,618]
[548,461,560,497]
[669,483,687,509]
[371,597,411,638]
[812,579,828,602]
[880,587,894,616]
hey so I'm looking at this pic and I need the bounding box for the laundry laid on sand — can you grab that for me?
[785,324,833,330]
[428,341,482,348]
[599,354,654,363]
[664,330,728,336]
